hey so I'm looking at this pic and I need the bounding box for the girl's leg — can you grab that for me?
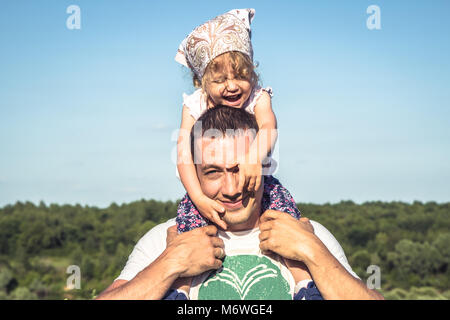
[262,175,301,219]
[176,193,209,233]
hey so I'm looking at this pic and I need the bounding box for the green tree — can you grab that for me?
[9,287,38,300]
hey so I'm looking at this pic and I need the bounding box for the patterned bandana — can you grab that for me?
[175,8,255,79]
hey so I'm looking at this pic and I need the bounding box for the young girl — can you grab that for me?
[175,8,301,234]
[169,9,323,300]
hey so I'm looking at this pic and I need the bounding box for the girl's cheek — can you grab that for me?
[241,81,253,94]
[205,84,220,100]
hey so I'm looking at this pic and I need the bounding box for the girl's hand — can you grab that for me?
[237,155,263,193]
[192,194,227,230]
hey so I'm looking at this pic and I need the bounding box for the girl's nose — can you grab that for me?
[225,79,238,91]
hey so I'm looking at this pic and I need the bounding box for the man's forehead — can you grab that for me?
[195,134,253,166]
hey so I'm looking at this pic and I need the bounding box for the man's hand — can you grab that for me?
[95,225,225,300]
[259,210,318,263]
[165,225,225,278]
[259,211,384,299]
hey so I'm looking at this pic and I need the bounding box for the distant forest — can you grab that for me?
[0,199,449,300]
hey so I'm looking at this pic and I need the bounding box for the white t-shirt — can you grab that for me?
[116,218,360,299]
[190,227,296,300]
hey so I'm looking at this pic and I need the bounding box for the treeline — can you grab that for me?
[0,199,449,300]
[300,201,450,299]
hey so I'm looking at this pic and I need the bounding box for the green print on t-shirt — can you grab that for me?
[198,255,291,300]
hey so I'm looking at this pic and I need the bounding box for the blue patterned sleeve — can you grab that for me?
[293,281,324,300]
[162,288,189,300]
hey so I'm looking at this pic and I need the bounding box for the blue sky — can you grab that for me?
[0,0,449,207]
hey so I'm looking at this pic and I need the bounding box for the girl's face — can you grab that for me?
[204,54,253,109]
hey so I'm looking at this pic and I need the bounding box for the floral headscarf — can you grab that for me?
[175,8,255,79]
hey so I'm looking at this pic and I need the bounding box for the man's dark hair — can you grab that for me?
[190,105,259,160]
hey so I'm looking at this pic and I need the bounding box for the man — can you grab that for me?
[97,106,383,300]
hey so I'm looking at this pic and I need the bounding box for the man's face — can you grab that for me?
[195,132,263,231]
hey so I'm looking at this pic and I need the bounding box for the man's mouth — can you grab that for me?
[219,194,253,211]
[220,199,243,210]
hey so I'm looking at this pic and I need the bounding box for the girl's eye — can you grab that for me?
[213,79,225,84]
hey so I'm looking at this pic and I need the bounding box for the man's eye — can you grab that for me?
[205,170,222,177]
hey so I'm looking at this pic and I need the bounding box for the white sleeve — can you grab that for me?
[310,220,360,280]
[115,218,177,281]
[182,89,205,120]
[244,86,273,115]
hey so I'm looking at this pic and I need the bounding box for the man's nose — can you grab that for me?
[221,171,240,199]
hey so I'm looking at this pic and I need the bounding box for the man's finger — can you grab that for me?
[212,258,223,270]
[211,236,225,249]
[167,225,177,235]
[299,217,314,232]
[259,239,271,253]
[258,230,270,242]
[166,225,178,244]
[260,209,283,222]
[214,247,226,259]
[258,220,273,232]
[203,225,218,236]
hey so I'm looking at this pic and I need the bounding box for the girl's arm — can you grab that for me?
[238,91,278,192]
[252,90,278,163]
[177,106,226,229]
[177,106,203,201]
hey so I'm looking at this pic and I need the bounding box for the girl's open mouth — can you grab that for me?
[223,93,242,103]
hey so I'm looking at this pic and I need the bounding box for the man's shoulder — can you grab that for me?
[310,220,337,241]
[115,218,177,282]
[138,218,176,244]
[309,220,343,253]
[309,220,360,279]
